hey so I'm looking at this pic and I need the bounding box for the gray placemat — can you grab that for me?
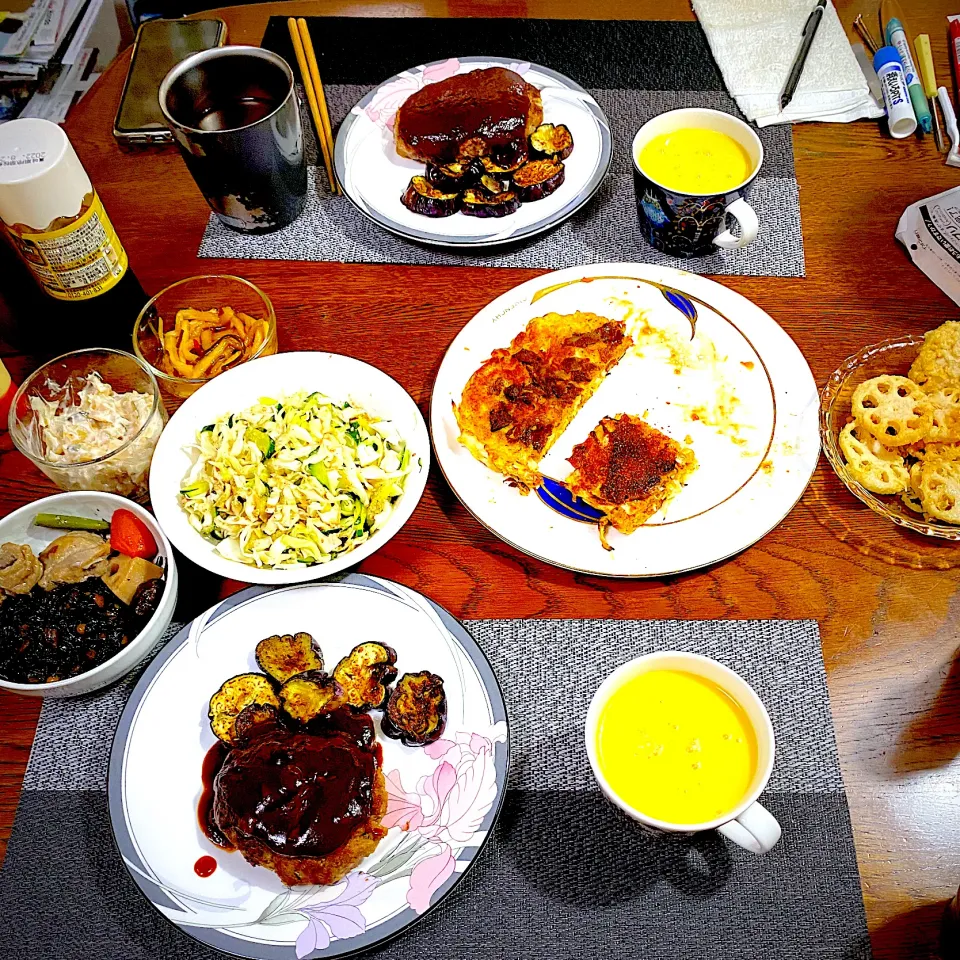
[0,617,868,959]
[196,19,804,278]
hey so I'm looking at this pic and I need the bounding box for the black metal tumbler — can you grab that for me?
[159,46,307,234]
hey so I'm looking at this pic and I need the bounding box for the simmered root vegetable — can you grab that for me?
[256,631,324,683]
[333,642,398,710]
[279,671,343,723]
[381,671,447,746]
[209,673,280,744]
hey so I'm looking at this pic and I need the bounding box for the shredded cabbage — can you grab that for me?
[178,390,412,568]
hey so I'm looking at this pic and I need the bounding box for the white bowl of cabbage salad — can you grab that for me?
[148,352,429,584]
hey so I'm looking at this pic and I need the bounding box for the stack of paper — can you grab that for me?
[0,0,102,120]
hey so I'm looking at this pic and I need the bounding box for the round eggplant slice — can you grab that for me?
[255,631,323,684]
[460,186,521,218]
[381,671,447,747]
[425,159,483,192]
[279,671,344,724]
[208,673,280,744]
[478,173,506,195]
[332,641,398,710]
[401,176,458,218]
[512,159,566,203]
[529,122,574,161]
[481,155,525,176]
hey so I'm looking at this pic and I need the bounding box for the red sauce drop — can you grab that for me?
[194,855,217,878]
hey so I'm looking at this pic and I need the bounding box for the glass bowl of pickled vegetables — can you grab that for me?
[132,275,278,400]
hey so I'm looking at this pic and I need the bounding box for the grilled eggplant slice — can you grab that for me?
[381,671,447,747]
[461,186,521,218]
[401,176,458,218]
[512,158,566,202]
[481,154,525,176]
[425,159,483,192]
[255,632,323,684]
[279,671,344,723]
[332,642,398,710]
[529,122,574,161]
[209,673,280,744]
[234,702,281,742]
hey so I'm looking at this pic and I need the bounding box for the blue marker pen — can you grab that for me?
[885,17,932,132]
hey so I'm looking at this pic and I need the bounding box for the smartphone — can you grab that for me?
[114,18,226,145]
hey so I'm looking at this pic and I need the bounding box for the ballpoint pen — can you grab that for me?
[780,0,828,112]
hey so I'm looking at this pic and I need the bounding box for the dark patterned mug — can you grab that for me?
[631,108,763,259]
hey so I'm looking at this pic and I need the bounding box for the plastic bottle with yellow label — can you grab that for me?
[0,118,147,350]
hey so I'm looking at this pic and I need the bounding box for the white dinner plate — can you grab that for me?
[333,56,611,247]
[109,576,509,959]
[430,263,821,577]
[149,352,429,585]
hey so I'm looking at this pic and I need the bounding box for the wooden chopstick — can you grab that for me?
[287,17,338,194]
[297,18,338,191]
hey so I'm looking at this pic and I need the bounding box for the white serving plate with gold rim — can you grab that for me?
[430,263,820,577]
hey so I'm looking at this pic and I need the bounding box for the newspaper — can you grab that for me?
[896,186,960,307]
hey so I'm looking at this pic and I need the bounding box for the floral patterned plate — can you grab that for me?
[333,56,611,247]
[108,576,509,959]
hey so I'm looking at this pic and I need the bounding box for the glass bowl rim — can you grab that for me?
[8,347,164,471]
[131,274,277,386]
[819,332,960,541]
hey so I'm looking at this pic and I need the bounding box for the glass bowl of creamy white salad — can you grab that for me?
[9,349,167,502]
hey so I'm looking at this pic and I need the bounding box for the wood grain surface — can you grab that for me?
[2,2,960,957]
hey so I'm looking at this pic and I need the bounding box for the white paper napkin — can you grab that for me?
[692,0,884,126]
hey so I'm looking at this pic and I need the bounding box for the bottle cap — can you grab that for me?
[873,46,904,72]
[0,119,91,232]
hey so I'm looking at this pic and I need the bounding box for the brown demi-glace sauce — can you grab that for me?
[199,709,380,858]
[396,67,533,166]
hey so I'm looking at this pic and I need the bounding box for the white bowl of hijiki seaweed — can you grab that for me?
[0,491,178,697]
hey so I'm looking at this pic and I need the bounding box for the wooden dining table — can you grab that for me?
[1,0,959,956]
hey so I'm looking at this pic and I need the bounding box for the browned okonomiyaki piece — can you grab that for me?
[566,414,697,549]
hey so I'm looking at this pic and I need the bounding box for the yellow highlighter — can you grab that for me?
[916,34,947,152]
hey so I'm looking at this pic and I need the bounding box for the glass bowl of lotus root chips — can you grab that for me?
[133,275,278,400]
[820,324,960,539]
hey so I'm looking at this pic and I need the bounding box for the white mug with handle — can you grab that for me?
[585,651,781,855]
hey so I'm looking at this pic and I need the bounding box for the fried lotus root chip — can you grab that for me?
[209,673,280,744]
[234,702,281,742]
[918,458,960,524]
[908,320,960,387]
[332,642,398,710]
[381,671,447,747]
[839,422,909,494]
[852,375,933,447]
[255,631,324,684]
[279,671,343,723]
[922,385,960,443]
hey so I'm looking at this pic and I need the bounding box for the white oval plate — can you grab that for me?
[334,56,611,248]
[149,352,430,584]
[430,263,821,577]
[109,576,509,959]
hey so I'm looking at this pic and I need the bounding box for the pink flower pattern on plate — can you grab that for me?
[364,58,461,131]
[382,725,506,913]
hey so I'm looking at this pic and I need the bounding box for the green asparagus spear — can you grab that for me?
[33,513,110,533]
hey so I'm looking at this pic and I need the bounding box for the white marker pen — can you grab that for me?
[874,45,918,138]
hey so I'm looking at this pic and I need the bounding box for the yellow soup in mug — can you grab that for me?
[595,668,758,825]
[636,128,753,195]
